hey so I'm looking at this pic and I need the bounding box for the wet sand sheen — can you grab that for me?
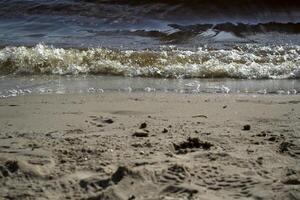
[0,93,299,199]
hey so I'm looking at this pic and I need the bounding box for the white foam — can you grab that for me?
[0,44,299,79]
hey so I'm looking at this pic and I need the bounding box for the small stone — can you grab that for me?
[192,115,207,118]
[87,149,93,154]
[133,130,149,137]
[5,161,19,173]
[257,132,267,137]
[128,195,136,200]
[131,143,143,148]
[247,149,254,153]
[60,159,66,164]
[282,176,300,185]
[279,142,292,153]
[162,128,168,133]
[139,122,147,129]
[243,125,251,131]
[103,119,114,124]
[256,157,263,165]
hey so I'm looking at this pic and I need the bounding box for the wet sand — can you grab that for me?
[0,93,299,200]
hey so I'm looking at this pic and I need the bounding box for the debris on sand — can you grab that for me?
[5,161,19,173]
[279,142,290,153]
[162,128,168,133]
[173,137,213,154]
[192,115,207,119]
[268,136,277,142]
[139,122,147,129]
[243,125,251,131]
[103,118,114,124]
[132,130,149,137]
[282,177,300,185]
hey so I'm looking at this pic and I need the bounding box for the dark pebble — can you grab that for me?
[103,119,114,124]
[268,136,276,142]
[128,195,136,200]
[5,161,19,173]
[139,122,147,129]
[243,125,251,131]
[133,130,149,137]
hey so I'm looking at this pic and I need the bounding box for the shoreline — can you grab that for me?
[1,75,299,98]
[0,92,299,199]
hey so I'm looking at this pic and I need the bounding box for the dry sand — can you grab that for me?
[0,93,299,200]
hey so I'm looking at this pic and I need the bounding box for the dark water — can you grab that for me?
[0,0,299,96]
[1,0,300,48]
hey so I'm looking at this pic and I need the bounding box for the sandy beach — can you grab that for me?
[0,93,299,200]
[1,0,300,199]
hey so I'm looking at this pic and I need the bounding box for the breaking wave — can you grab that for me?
[2,0,300,22]
[1,0,300,48]
[0,44,299,79]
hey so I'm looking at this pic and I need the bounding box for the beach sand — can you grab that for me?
[0,93,299,200]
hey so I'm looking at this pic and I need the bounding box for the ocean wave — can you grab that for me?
[1,0,300,23]
[1,0,300,48]
[89,22,300,43]
[169,23,300,36]
[0,44,299,79]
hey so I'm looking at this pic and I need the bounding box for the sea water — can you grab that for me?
[0,0,300,97]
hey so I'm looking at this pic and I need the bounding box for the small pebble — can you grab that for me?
[243,125,251,131]
[139,122,147,129]
[133,130,149,137]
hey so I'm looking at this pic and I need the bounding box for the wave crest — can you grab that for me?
[0,44,299,79]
